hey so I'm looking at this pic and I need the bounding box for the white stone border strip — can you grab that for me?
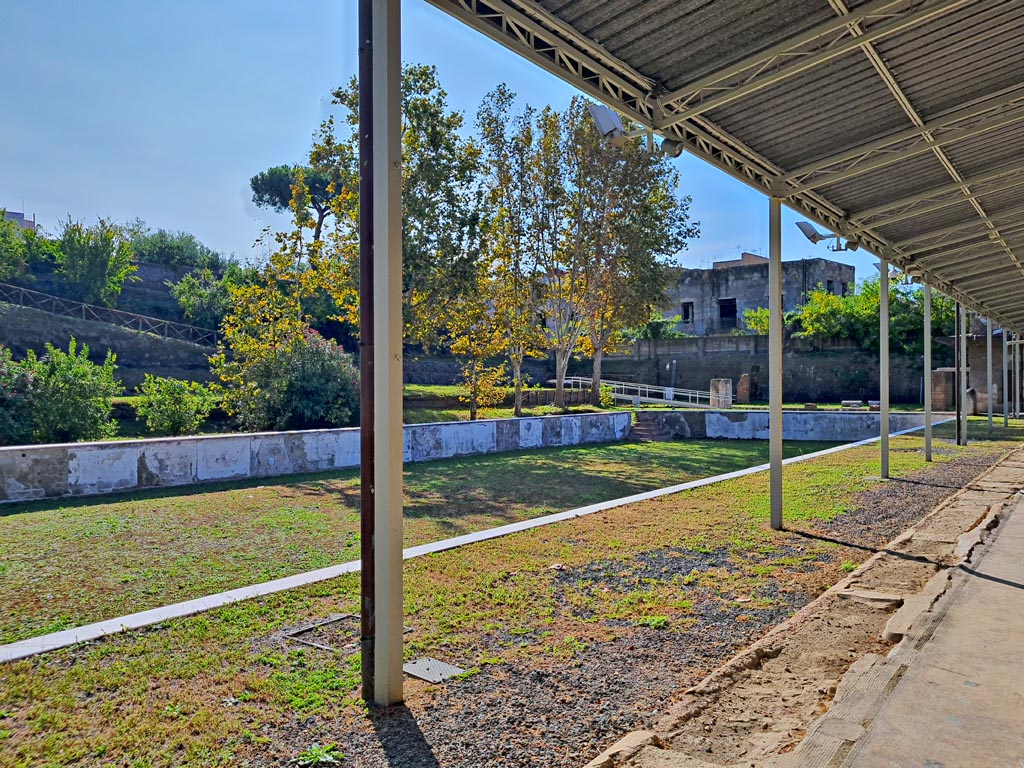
[0,420,951,663]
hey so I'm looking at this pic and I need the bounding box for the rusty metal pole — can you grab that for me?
[358,0,376,704]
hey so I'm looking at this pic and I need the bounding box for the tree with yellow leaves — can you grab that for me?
[477,86,547,416]
[211,172,359,431]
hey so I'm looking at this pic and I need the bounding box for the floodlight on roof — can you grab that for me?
[796,221,828,244]
[660,138,684,158]
[587,103,683,156]
[796,221,861,252]
[587,104,628,146]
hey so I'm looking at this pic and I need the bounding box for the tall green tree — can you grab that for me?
[213,172,360,431]
[506,96,697,407]
[561,99,698,404]
[250,164,341,242]
[56,218,137,306]
[328,64,484,341]
[476,87,546,416]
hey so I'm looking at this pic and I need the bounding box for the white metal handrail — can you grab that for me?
[563,376,733,408]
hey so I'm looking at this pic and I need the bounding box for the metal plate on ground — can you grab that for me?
[282,613,358,652]
[403,657,465,683]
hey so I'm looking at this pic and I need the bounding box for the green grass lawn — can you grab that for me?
[0,438,837,645]
[3,428,1021,766]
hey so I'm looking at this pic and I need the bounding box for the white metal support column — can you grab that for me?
[880,260,890,478]
[769,197,783,531]
[959,304,968,445]
[372,0,404,707]
[1003,330,1009,428]
[923,284,932,461]
[1016,340,1021,419]
[987,319,993,434]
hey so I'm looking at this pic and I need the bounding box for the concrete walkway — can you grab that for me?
[806,492,1024,767]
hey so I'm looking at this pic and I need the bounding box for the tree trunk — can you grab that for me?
[469,365,479,421]
[553,350,570,410]
[313,210,327,242]
[511,357,524,417]
[590,350,604,406]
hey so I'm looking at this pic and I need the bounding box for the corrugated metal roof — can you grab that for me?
[430,0,1024,329]
[872,0,1024,117]
[817,153,954,213]
[705,54,912,168]
[542,0,835,90]
[873,200,980,245]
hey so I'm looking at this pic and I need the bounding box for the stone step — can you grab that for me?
[629,422,673,442]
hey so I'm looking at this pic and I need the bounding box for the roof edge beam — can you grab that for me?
[425,0,657,123]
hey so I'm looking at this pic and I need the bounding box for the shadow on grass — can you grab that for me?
[0,468,361,519]
[788,529,946,568]
[1,439,839,526]
[369,704,442,768]
[887,476,971,490]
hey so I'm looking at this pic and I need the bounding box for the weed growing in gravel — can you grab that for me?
[291,743,345,766]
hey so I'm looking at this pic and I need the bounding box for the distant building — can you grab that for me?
[661,252,855,335]
[1,210,37,231]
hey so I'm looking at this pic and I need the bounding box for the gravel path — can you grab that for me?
[254,446,1010,768]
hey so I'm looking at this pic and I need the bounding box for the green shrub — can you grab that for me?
[136,375,217,436]
[56,218,136,306]
[0,214,28,281]
[226,329,360,432]
[24,338,122,443]
[0,346,37,445]
[599,383,615,408]
[168,263,256,330]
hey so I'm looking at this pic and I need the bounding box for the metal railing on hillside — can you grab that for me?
[0,282,218,348]
[564,376,731,408]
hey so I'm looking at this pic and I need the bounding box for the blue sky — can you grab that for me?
[0,0,878,279]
